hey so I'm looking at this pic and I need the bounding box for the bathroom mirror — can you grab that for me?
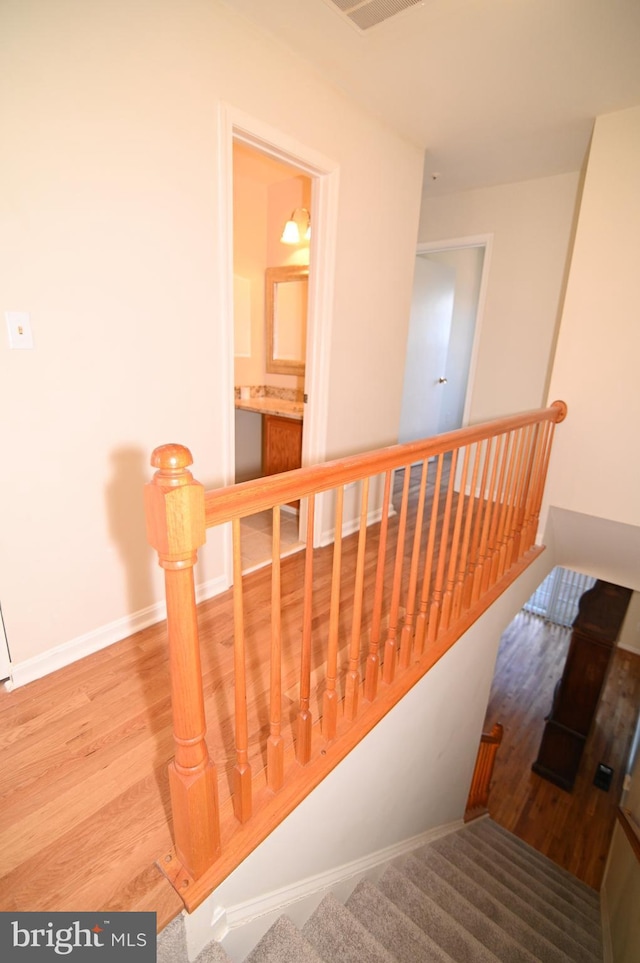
[265,265,308,376]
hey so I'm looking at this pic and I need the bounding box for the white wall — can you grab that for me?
[419,172,581,423]
[544,106,640,537]
[619,592,640,656]
[0,0,423,675]
[185,549,554,960]
[602,718,640,963]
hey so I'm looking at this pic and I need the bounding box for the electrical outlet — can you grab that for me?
[6,311,34,349]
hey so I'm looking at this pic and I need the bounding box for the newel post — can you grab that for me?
[144,444,220,879]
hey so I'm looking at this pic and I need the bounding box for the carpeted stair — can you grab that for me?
[158,818,603,962]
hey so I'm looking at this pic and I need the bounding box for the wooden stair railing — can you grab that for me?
[464,722,504,822]
[145,401,567,911]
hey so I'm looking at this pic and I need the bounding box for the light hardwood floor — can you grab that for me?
[1,467,636,928]
[483,610,640,890]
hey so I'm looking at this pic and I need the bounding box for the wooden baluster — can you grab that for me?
[453,441,481,621]
[364,471,392,702]
[519,422,544,553]
[267,507,284,792]
[414,454,444,657]
[440,444,471,631]
[513,423,537,558]
[527,417,557,544]
[399,459,429,668]
[144,444,220,879]
[345,478,370,719]
[464,439,490,609]
[487,432,513,589]
[382,466,411,684]
[427,449,458,643]
[498,427,526,577]
[323,486,344,739]
[471,436,500,605]
[296,495,315,765]
[231,517,252,822]
[504,425,531,570]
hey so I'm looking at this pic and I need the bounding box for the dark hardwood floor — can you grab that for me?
[483,609,640,890]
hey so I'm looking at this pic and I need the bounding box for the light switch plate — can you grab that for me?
[6,311,34,349]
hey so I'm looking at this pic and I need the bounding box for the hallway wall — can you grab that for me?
[0,0,423,676]
[418,172,581,423]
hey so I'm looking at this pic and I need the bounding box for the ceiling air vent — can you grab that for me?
[326,0,424,32]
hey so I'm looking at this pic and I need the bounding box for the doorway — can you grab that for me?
[399,235,492,442]
[232,142,310,570]
[218,107,339,581]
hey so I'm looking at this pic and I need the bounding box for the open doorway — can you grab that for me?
[399,236,492,443]
[218,109,339,578]
[232,142,310,570]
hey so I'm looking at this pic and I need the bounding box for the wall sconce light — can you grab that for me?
[281,207,311,244]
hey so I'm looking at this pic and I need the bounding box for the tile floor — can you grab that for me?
[240,508,303,572]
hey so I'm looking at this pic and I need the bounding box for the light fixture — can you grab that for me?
[281,207,311,244]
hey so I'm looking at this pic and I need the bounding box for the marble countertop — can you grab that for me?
[235,397,304,420]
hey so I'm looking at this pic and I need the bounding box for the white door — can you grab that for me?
[398,256,454,443]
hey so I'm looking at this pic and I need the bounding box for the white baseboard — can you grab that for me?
[186,819,463,962]
[5,574,228,690]
[619,641,640,655]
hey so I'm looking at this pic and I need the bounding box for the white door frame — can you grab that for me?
[217,105,340,580]
[416,234,493,428]
[0,605,11,684]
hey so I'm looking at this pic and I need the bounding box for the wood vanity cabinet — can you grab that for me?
[262,414,303,507]
[532,579,632,791]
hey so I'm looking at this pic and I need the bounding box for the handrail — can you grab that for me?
[203,402,567,525]
[145,401,567,910]
[617,806,640,863]
[464,722,504,822]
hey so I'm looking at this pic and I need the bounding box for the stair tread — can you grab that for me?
[346,879,458,962]
[400,853,551,963]
[431,830,602,948]
[379,864,502,963]
[302,892,396,962]
[245,915,325,963]
[194,939,235,963]
[428,835,601,962]
[419,847,577,963]
[458,824,602,935]
[466,820,600,911]
[475,820,600,904]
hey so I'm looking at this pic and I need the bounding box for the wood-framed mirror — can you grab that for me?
[265,265,308,376]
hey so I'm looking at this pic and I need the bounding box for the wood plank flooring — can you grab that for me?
[484,610,640,890]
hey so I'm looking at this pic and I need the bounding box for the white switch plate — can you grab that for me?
[5,311,34,349]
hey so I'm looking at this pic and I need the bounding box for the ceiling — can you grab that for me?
[221,0,640,197]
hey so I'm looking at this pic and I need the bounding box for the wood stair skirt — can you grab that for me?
[158,818,603,962]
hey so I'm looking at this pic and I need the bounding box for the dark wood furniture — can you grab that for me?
[532,579,632,791]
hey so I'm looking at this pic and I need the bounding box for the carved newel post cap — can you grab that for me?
[151,444,194,473]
